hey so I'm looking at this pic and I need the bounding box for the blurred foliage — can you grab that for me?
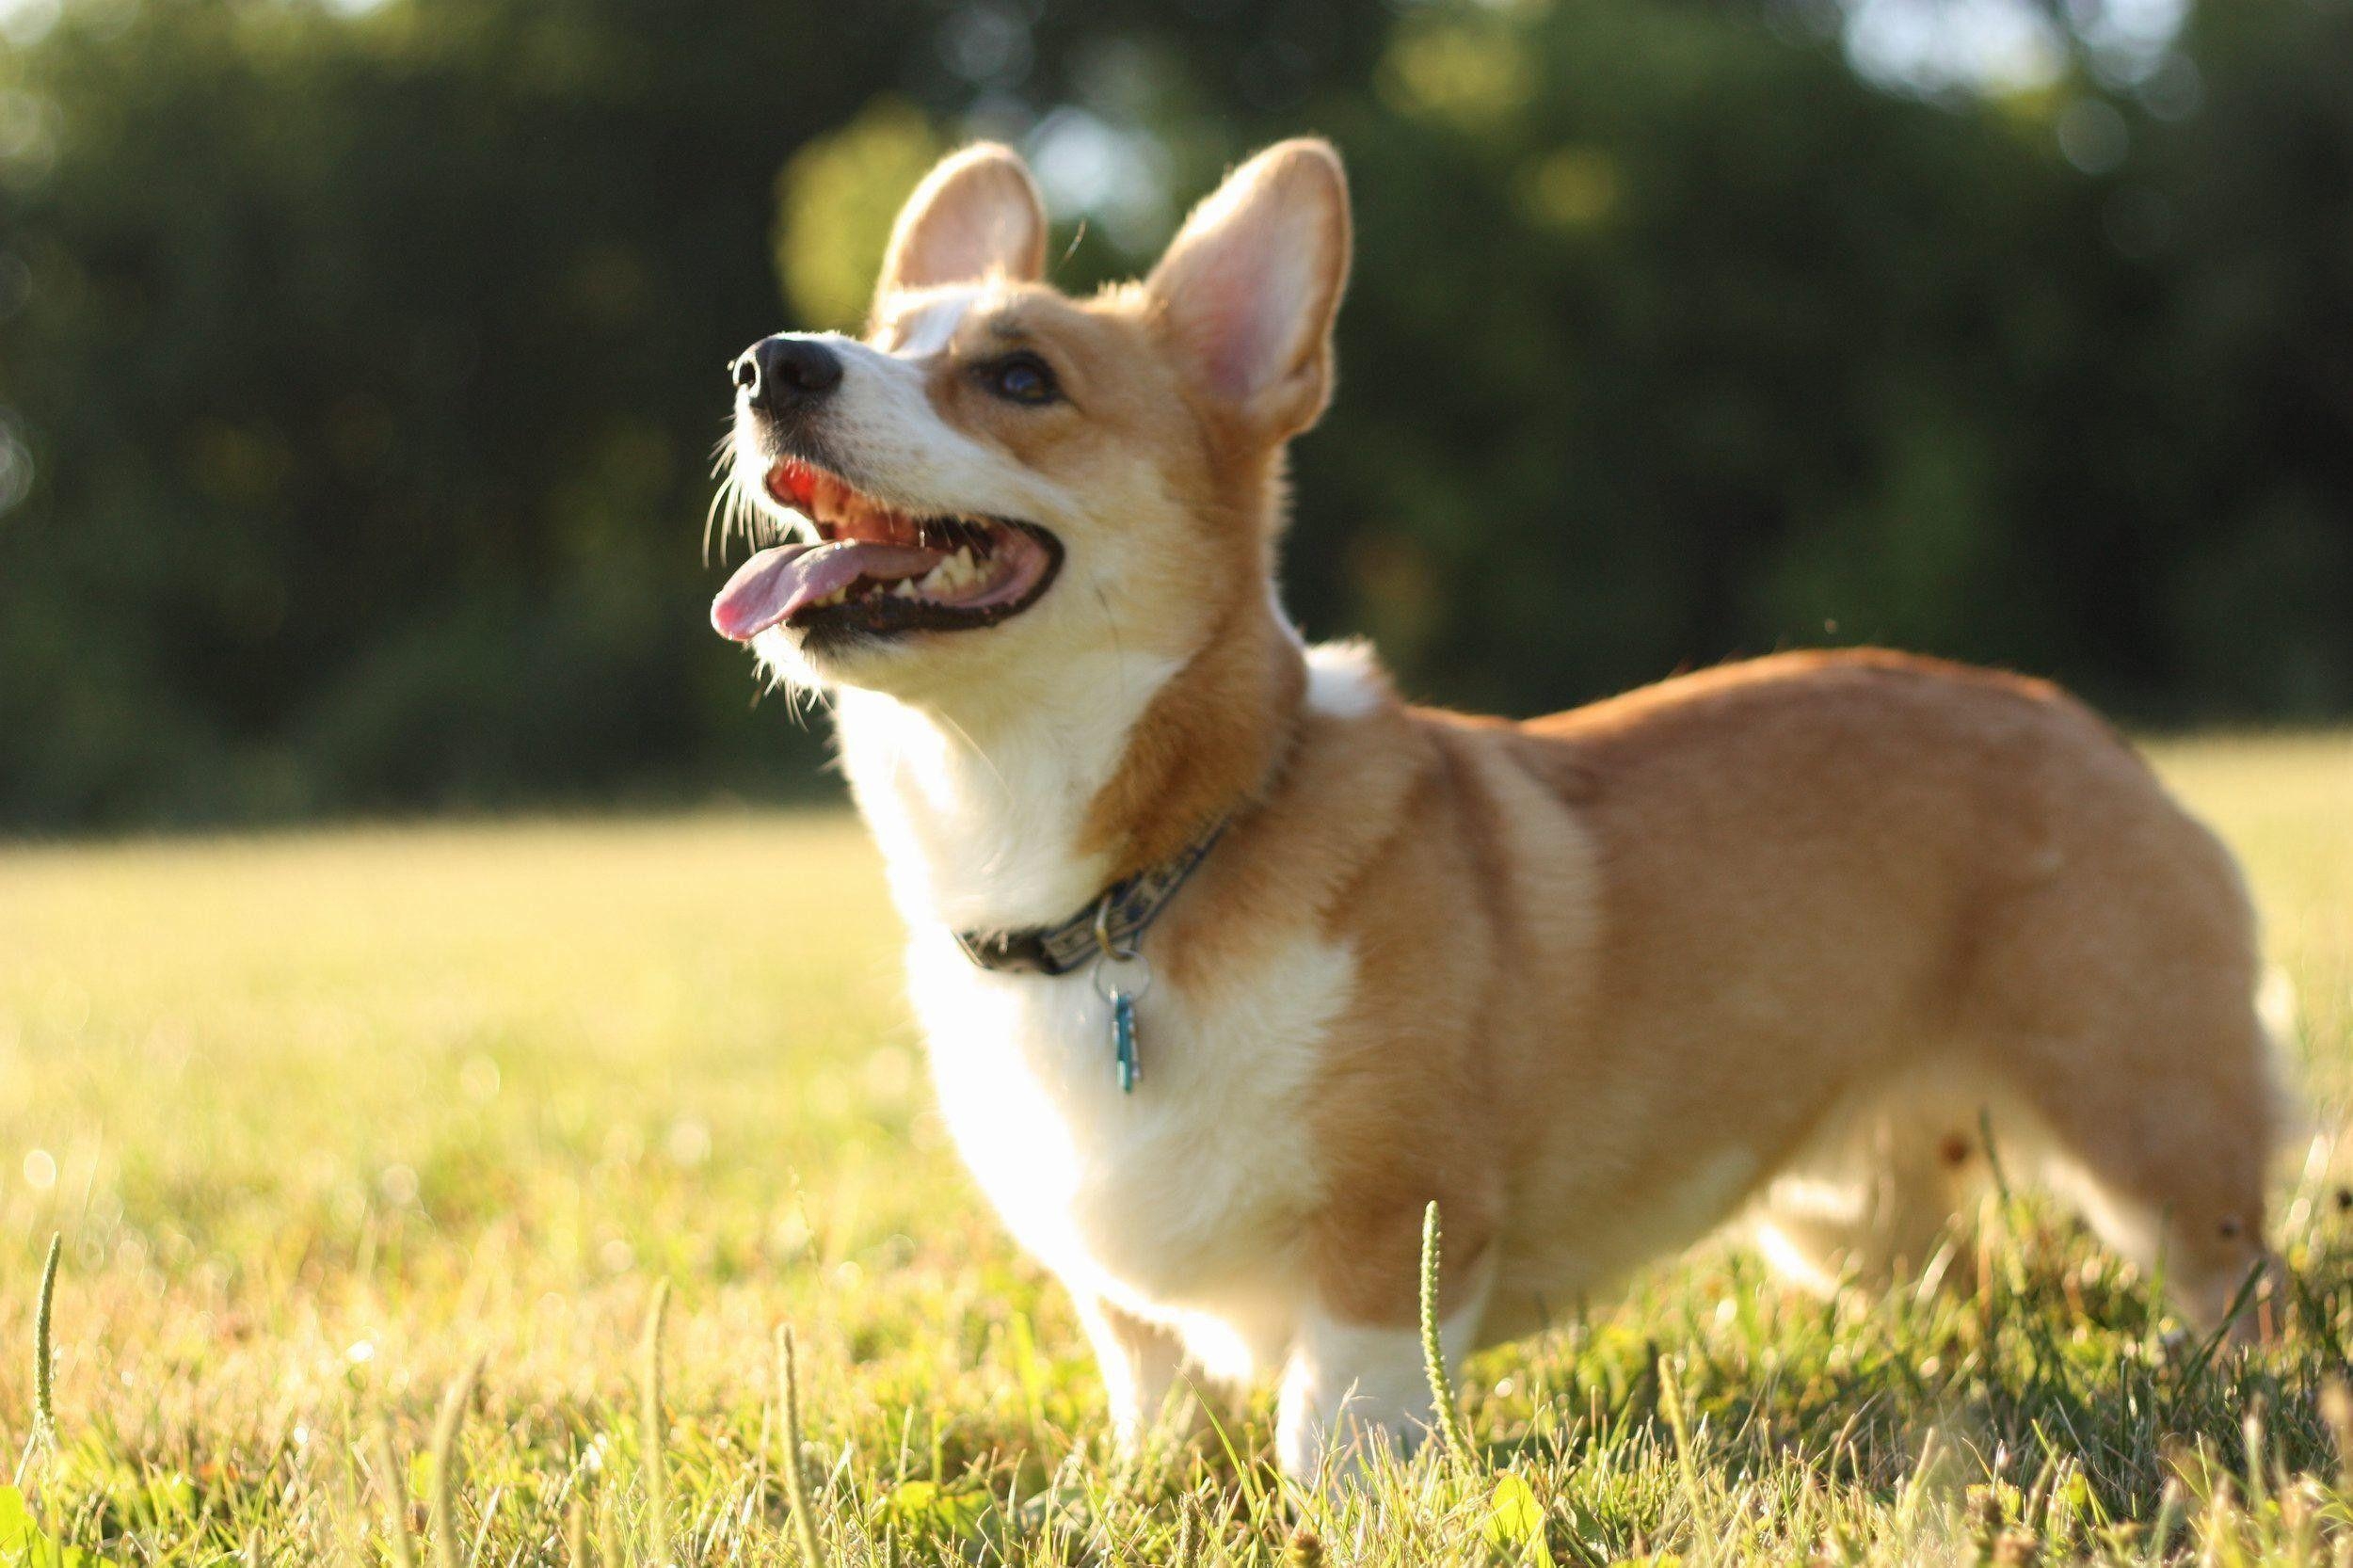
[0,0,2347,830]
[777,99,945,331]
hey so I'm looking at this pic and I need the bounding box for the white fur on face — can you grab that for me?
[889,286,982,359]
[734,317,1069,696]
[731,308,1228,927]
[734,314,1193,710]
[749,329,1068,535]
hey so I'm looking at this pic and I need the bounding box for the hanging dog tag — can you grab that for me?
[1111,990,1140,1094]
[1090,895,1153,1095]
[1090,948,1152,1096]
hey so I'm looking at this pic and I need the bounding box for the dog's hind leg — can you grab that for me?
[2008,1019,2281,1341]
[1751,1085,1977,1296]
[1958,811,2284,1340]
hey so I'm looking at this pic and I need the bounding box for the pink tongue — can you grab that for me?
[710,540,943,642]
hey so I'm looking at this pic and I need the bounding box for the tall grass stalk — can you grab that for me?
[564,1496,589,1568]
[430,1353,485,1568]
[641,1279,671,1567]
[777,1326,827,1566]
[1419,1201,1473,1464]
[1658,1357,1715,1564]
[375,1416,420,1568]
[10,1234,60,1490]
[332,1416,368,1568]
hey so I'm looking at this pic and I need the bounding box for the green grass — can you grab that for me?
[2,735,2351,1564]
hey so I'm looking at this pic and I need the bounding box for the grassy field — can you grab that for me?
[3,735,2351,1565]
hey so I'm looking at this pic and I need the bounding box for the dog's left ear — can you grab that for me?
[876,143,1048,302]
[1144,138,1352,440]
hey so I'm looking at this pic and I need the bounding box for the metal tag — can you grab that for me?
[1110,990,1139,1094]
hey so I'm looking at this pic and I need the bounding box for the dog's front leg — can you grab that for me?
[1274,1288,1489,1485]
[1075,1295,1188,1457]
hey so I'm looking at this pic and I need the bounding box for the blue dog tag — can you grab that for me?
[1111,990,1139,1093]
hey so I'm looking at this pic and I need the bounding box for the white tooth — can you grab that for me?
[892,579,918,599]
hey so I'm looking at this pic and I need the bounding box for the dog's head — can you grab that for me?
[712,138,1351,704]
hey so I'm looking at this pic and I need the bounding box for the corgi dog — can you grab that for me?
[711,138,2280,1481]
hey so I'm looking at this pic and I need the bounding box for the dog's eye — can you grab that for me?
[980,352,1060,407]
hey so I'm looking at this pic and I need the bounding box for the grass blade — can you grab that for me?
[375,1416,420,1568]
[430,1352,486,1568]
[777,1325,827,1566]
[10,1234,61,1492]
[564,1494,589,1568]
[641,1279,670,1567]
[1420,1202,1473,1464]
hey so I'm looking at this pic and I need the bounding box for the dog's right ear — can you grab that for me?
[1144,138,1352,441]
[875,144,1048,304]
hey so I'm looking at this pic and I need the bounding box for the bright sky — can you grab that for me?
[0,0,57,47]
[1846,0,2188,92]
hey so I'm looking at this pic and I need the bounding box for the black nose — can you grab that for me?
[734,336,843,413]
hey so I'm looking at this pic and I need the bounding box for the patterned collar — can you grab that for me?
[952,820,1228,977]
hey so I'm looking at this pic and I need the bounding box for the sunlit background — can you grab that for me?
[1,0,2347,831]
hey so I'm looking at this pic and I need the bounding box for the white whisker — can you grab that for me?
[702,472,734,567]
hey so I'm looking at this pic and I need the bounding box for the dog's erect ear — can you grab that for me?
[1144,139,1352,439]
[876,144,1048,302]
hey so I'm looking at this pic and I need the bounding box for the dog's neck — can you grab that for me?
[836,593,1306,935]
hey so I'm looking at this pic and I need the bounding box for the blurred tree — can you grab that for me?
[1265,0,2353,719]
[776,99,946,331]
[0,0,2346,830]
[0,0,1396,825]
[1,0,926,822]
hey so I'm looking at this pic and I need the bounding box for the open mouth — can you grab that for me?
[711,458,1063,644]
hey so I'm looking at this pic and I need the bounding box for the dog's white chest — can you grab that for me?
[905,927,1352,1371]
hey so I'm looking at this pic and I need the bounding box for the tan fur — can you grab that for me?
[727,139,2281,1475]
[877,144,1048,298]
[1224,649,2274,1334]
